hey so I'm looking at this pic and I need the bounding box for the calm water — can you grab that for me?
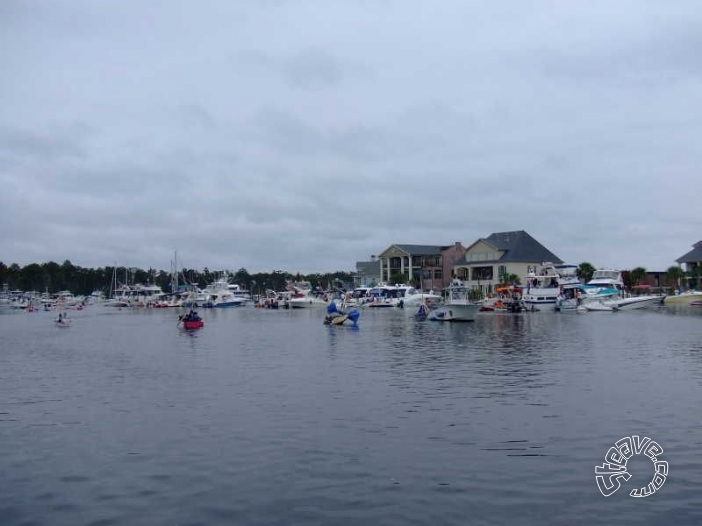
[1,305,701,525]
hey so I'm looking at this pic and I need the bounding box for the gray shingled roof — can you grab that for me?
[676,241,702,263]
[483,230,563,264]
[393,244,443,256]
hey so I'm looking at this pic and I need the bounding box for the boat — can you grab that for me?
[55,312,71,327]
[481,285,526,312]
[663,290,702,306]
[288,285,328,308]
[584,301,618,312]
[364,284,399,307]
[202,277,250,308]
[554,283,620,311]
[585,295,662,312]
[427,280,481,321]
[323,300,360,326]
[522,264,581,307]
[179,310,204,329]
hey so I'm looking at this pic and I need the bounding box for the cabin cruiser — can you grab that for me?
[202,278,250,307]
[288,286,328,308]
[582,269,662,311]
[521,264,581,307]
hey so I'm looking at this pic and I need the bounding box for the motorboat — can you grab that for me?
[288,285,328,308]
[427,280,481,321]
[364,285,400,307]
[202,278,249,308]
[663,290,702,306]
[522,264,581,307]
[555,283,620,311]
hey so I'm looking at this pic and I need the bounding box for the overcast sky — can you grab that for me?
[1,1,700,274]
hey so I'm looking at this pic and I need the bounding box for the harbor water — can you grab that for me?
[1,306,701,525]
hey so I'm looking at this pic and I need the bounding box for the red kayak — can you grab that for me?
[183,319,204,329]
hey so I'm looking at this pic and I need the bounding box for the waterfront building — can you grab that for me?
[453,230,562,295]
[675,240,702,289]
[376,243,465,290]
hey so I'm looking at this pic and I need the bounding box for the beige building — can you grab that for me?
[453,230,563,294]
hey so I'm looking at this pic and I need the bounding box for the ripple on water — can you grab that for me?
[1,307,701,525]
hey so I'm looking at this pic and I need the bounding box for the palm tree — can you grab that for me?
[499,273,521,285]
[577,262,595,283]
[630,267,647,287]
[666,265,685,291]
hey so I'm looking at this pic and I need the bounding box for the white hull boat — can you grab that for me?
[428,303,481,321]
[585,295,662,312]
[427,279,481,322]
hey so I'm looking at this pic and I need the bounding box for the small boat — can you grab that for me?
[179,310,204,330]
[55,313,71,327]
[323,301,360,326]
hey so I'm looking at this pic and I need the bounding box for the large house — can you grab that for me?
[376,243,465,290]
[453,230,562,294]
[675,241,702,273]
[675,240,702,287]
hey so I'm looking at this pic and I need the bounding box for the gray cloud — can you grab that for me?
[1,1,701,274]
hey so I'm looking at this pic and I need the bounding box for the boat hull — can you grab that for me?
[663,292,702,305]
[182,320,204,329]
[428,303,480,322]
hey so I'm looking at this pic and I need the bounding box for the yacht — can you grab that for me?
[202,278,250,308]
[522,264,581,307]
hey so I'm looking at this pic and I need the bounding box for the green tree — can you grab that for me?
[630,267,647,286]
[666,265,685,290]
[577,262,595,283]
[499,273,521,285]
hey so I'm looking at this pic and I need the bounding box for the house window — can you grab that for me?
[498,265,507,277]
[457,268,468,279]
[434,269,443,280]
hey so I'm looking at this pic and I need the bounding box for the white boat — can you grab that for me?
[427,280,481,321]
[586,269,625,294]
[522,264,581,307]
[288,288,328,308]
[402,287,442,307]
[663,290,702,306]
[364,284,436,308]
[584,301,618,312]
[55,312,71,327]
[202,277,249,308]
[555,283,620,311]
[597,295,663,311]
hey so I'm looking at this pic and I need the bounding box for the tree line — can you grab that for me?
[0,260,354,296]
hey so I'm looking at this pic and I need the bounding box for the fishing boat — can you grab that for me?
[427,280,481,321]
